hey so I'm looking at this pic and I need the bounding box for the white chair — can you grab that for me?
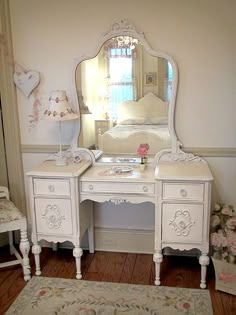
[0,186,31,281]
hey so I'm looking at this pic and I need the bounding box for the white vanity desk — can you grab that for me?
[27,155,213,288]
[26,19,214,288]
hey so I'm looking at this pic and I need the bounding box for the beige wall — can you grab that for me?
[9,0,236,211]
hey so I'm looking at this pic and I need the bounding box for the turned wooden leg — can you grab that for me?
[88,202,94,254]
[19,228,31,281]
[73,246,83,279]
[32,242,42,276]
[153,251,163,286]
[199,253,209,289]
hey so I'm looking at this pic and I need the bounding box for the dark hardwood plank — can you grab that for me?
[131,253,153,285]
[0,275,26,315]
[101,252,127,283]
[83,250,111,281]
[0,247,236,315]
[120,253,136,283]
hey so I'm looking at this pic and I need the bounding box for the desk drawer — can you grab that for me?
[35,198,72,235]
[162,203,203,243]
[33,179,70,196]
[163,183,204,201]
[81,181,155,194]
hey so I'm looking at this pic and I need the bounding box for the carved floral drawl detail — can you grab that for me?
[169,210,195,236]
[42,204,65,229]
[109,198,126,205]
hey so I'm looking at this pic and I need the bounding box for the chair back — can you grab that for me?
[0,186,10,200]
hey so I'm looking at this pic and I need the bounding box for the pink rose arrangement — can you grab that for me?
[210,203,236,264]
[137,143,149,164]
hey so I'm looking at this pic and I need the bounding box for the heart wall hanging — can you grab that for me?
[13,70,40,98]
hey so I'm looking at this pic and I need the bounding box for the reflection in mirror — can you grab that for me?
[76,34,174,158]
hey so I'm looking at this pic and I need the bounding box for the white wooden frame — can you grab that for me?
[70,19,179,159]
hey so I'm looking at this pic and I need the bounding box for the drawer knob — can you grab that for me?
[48,185,55,192]
[143,186,148,192]
[180,188,187,197]
[88,184,94,191]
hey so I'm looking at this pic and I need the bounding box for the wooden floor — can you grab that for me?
[0,246,235,315]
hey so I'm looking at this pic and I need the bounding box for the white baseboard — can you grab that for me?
[94,227,154,254]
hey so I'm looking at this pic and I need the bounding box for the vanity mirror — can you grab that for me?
[72,19,178,161]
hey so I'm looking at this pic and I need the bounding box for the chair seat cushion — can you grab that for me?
[0,199,24,223]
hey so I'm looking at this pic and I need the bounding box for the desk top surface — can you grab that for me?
[155,161,213,181]
[26,159,91,177]
[80,164,155,182]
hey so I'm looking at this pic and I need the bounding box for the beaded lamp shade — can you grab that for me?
[44,90,79,166]
[44,90,79,121]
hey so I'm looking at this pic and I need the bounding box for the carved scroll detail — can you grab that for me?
[104,19,145,39]
[155,146,202,164]
[169,210,195,236]
[109,198,126,205]
[170,142,202,162]
[42,204,65,229]
[110,19,135,32]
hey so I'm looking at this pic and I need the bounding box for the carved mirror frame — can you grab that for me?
[70,19,190,162]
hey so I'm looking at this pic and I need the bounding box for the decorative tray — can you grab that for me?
[111,166,133,174]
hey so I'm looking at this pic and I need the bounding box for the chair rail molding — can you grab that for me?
[21,144,236,157]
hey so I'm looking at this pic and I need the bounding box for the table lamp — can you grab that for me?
[44,90,79,166]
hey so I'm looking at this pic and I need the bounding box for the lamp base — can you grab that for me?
[56,156,67,166]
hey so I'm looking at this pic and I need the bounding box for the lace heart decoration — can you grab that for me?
[13,70,40,98]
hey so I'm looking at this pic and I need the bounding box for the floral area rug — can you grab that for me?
[6,276,213,315]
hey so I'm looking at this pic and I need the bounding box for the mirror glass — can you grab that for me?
[74,21,178,161]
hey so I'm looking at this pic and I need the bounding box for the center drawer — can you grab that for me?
[81,181,155,194]
[163,182,204,201]
[33,178,70,196]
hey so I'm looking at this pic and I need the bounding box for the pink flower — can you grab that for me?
[137,143,149,158]
[38,289,46,296]
[227,231,236,255]
[176,301,193,313]
[222,207,233,216]
[226,218,236,229]
[210,231,227,248]
[183,303,191,309]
